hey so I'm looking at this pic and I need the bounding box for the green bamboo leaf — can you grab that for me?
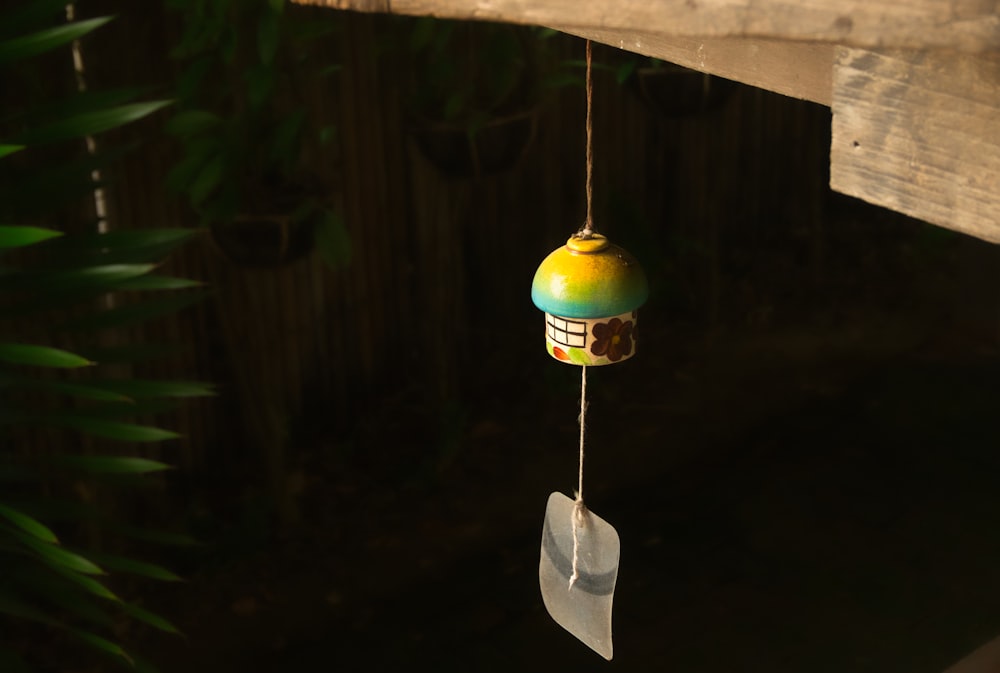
[0,144,24,159]
[59,291,207,332]
[0,225,61,248]
[257,9,281,65]
[49,455,172,475]
[115,275,203,291]
[27,87,148,121]
[244,65,275,110]
[270,110,307,165]
[315,211,351,269]
[0,343,92,368]
[45,563,119,601]
[15,101,172,145]
[92,379,215,399]
[0,503,58,543]
[132,654,165,673]
[13,532,104,575]
[188,152,227,206]
[10,264,155,292]
[86,552,182,582]
[164,110,223,137]
[72,630,133,666]
[165,151,211,194]
[122,602,181,635]
[0,17,112,66]
[50,417,180,443]
[37,228,198,264]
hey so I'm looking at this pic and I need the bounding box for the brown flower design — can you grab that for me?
[590,318,633,362]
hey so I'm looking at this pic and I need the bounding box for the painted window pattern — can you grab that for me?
[546,315,587,348]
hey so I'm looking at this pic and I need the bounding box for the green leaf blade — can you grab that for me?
[115,275,203,291]
[0,16,112,66]
[315,212,351,270]
[0,503,58,543]
[91,379,215,399]
[49,455,172,474]
[13,532,105,575]
[0,225,62,248]
[9,264,156,293]
[72,630,133,666]
[164,110,222,137]
[0,144,25,159]
[15,100,172,145]
[0,343,92,368]
[50,418,181,443]
[87,552,182,582]
[122,602,182,635]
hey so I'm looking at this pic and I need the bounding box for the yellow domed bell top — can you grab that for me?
[531,234,648,318]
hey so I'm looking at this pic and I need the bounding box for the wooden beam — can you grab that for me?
[830,47,1000,243]
[293,0,1000,52]
[943,635,1000,673]
[555,29,834,105]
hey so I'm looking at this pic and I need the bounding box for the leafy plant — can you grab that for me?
[406,19,534,131]
[402,19,581,134]
[164,0,349,266]
[0,3,211,669]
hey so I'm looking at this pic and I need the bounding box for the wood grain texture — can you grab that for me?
[555,28,834,105]
[831,47,1000,243]
[291,0,1000,52]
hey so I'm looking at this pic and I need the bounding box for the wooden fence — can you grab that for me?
[77,3,830,503]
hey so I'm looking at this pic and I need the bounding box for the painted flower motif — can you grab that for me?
[590,317,633,362]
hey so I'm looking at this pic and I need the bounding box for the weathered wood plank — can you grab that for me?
[292,0,1000,52]
[555,29,834,105]
[943,635,1000,673]
[830,48,1000,243]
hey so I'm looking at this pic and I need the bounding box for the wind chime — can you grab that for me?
[531,41,649,660]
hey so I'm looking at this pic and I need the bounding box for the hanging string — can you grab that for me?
[569,364,589,589]
[569,40,596,590]
[577,40,595,240]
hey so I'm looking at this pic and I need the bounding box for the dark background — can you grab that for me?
[16,3,1000,671]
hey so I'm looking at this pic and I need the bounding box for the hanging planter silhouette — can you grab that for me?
[410,107,538,178]
[202,175,329,268]
[209,210,318,268]
[403,19,548,178]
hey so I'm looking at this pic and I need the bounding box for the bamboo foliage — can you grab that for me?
[0,3,210,669]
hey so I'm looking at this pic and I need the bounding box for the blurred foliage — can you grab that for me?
[0,2,211,669]
[401,19,579,134]
[164,0,349,267]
